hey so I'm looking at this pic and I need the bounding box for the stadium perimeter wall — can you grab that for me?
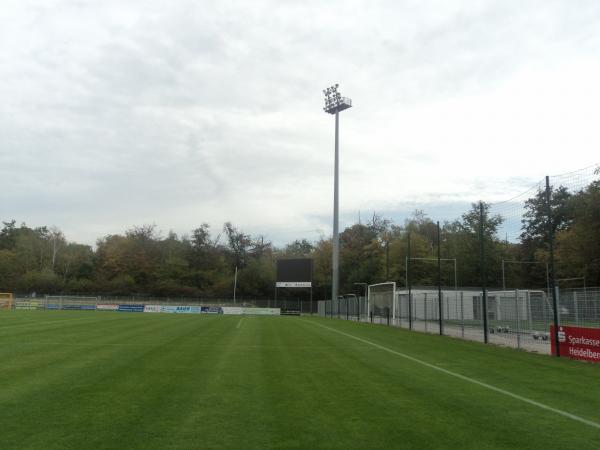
[11,298,280,316]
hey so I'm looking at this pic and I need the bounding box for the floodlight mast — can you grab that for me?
[323,84,352,306]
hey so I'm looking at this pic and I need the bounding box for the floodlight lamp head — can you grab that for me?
[323,82,352,114]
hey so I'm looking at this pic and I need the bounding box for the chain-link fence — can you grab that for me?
[318,165,600,357]
[319,287,600,354]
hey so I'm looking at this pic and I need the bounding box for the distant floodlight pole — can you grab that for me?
[323,83,352,305]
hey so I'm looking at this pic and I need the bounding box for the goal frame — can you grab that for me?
[45,295,99,310]
[367,282,396,320]
[0,293,14,310]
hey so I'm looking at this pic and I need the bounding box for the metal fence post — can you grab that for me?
[346,298,349,321]
[437,221,443,335]
[545,176,560,357]
[408,231,413,330]
[480,202,489,344]
[515,289,521,350]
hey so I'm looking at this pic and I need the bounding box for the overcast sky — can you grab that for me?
[1,0,599,247]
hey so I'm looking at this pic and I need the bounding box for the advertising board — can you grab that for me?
[160,305,202,314]
[61,304,97,310]
[242,307,280,316]
[15,301,44,310]
[551,325,600,363]
[97,304,118,311]
[117,304,145,312]
[144,305,162,313]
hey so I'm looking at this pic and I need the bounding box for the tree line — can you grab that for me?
[0,178,598,298]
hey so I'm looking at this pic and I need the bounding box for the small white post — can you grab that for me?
[424,293,428,331]
[574,291,579,325]
[527,291,533,335]
[460,291,465,338]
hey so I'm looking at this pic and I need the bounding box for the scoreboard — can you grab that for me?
[276,259,313,288]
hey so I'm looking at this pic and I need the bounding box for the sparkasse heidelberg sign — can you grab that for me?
[551,325,600,362]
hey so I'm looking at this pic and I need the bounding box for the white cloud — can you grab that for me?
[1,0,600,246]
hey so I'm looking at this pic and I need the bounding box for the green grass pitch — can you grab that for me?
[1,311,599,449]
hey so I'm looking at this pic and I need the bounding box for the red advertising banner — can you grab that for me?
[551,325,600,362]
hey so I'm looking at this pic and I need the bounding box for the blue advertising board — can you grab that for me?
[160,305,202,314]
[47,304,97,310]
[62,304,97,310]
[117,304,145,312]
[201,306,223,314]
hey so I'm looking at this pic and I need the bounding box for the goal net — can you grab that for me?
[368,282,396,320]
[45,295,99,310]
[0,293,13,310]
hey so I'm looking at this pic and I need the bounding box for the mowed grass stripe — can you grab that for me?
[301,316,600,425]
[0,314,209,401]
[1,312,600,449]
[287,317,600,449]
[1,313,233,449]
[0,314,112,331]
[305,318,600,430]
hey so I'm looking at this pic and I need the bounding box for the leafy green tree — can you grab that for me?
[555,180,600,285]
[18,269,62,294]
[312,237,332,298]
[0,220,18,250]
[56,243,94,285]
[236,257,275,299]
[223,222,253,269]
[440,203,504,287]
[521,186,573,245]
[0,249,18,291]
[4,175,599,299]
[339,224,381,290]
[283,239,314,257]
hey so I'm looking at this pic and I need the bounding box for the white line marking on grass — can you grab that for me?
[305,320,600,430]
[236,318,244,329]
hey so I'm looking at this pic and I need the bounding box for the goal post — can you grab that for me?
[0,293,13,310]
[368,282,396,321]
[45,295,99,310]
